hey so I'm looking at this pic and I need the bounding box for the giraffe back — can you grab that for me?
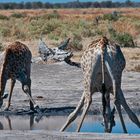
[81,37,126,92]
[1,41,32,81]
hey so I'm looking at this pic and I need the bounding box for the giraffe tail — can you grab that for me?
[100,37,108,117]
[100,37,108,99]
[104,60,116,100]
[100,37,116,98]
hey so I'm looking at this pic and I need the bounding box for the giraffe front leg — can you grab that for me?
[4,79,16,111]
[76,94,92,132]
[27,79,34,111]
[102,92,112,133]
[118,88,140,128]
[0,77,8,109]
[60,94,85,132]
[114,98,127,133]
[22,78,36,111]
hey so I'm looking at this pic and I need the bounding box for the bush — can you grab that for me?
[0,28,11,37]
[109,27,136,47]
[69,34,83,51]
[70,39,83,51]
[0,43,4,51]
[103,12,120,21]
[48,32,59,40]
[82,29,95,37]
[0,14,9,20]
[10,13,26,18]
[44,11,60,20]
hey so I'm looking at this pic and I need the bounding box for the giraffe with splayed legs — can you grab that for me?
[0,41,37,111]
[60,37,140,133]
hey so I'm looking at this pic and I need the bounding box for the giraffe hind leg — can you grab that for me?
[4,79,16,111]
[27,78,34,110]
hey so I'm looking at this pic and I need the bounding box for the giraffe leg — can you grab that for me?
[27,78,34,110]
[114,99,127,133]
[0,78,8,108]
[22,85,36,109]
[102,85,108,132]
[22,85,42,114]
[101,83,112,133]
[60,94,85,131]
[103,92,112,133]
[104,61,117,132]
[22,78,38,111]
[5,79,16,111]
[118,88,140,128]
[76,95,92,132]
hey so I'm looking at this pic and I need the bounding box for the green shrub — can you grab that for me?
[69,34,83,51]
[48,33,59,40]
[0,43,4,51]
[44,11,60,20]
[82,29,95,37]
[0,28,11,37]
[94,28,103,36]
[15,30,26,40]
[10,13,26,18]
[70,39,83,51]
[0,14,9,20]
[103,13,120,21]
[109,27,136,47]
[73,33,82,41]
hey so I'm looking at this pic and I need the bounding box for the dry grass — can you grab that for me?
[0,8,140,41]
[121,48,140,72]
[0,8,140,72]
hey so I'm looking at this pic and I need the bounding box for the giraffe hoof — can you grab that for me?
[34,105,42,114]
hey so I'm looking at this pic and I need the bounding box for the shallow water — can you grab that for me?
[0,115,139,134]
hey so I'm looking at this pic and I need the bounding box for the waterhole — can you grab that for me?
[0,114,139,134]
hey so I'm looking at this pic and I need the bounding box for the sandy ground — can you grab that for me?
[0,130,140,140]
[2,62,140,113]
[0,62,139,139]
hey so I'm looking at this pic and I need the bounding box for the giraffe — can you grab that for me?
[60,37,140,133]
[0,41,37,111]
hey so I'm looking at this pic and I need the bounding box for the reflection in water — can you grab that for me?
[0,114,139,134]
[0,122,3,130]
[30,115,34,130]
[5,116,12,130]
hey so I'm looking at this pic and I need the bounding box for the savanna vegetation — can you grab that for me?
[0,8,140,71]
[0,0,139,9]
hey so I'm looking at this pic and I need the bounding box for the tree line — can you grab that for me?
[0,0,139,9]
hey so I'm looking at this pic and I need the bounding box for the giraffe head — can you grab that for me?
[0,93,8,108]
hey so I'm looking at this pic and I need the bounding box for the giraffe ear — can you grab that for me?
[2,93,8,99]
